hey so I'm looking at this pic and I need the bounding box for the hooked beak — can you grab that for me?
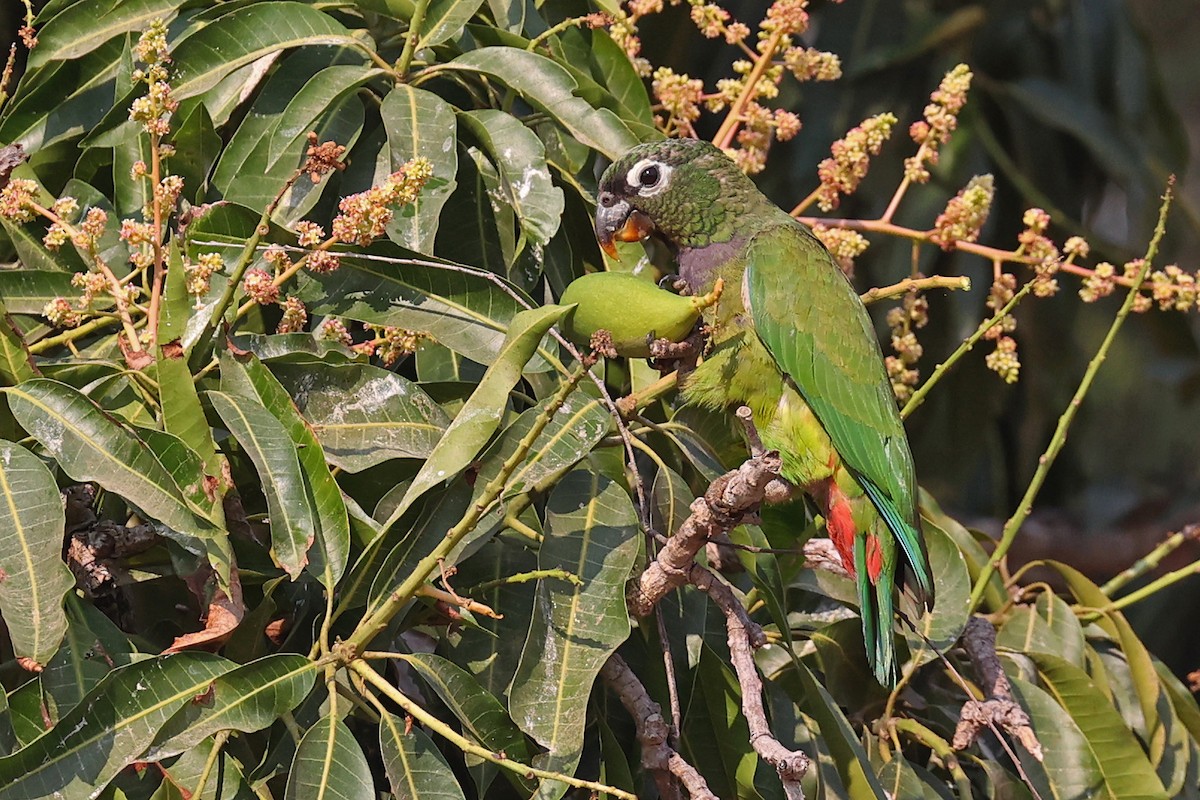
[595,199,655,260]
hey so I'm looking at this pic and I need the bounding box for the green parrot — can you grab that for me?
[594,138,933,685]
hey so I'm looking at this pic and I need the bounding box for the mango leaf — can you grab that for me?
[383,304,566,523]
[508,469,639,796]
[221,353,350,587]
[589,30,654,127]
[5,379,220,544]
[266,359,449,472]
[149,654,319,760]
[401,652,533,778]
[0,302,38,386]
[0,440,74,667]
[901,518,970,668]
[417,0,486,49]
[0,40,123,151]
[266,64,386,169]
[296,242,545,367]
[151,736,256,800]
[0,271,78,314]
[379,711,467,800]
[469,392,609,502]
[997,590,1087,668]
[0,653,233,800]
[28,0,185,67]
[209,391,316,579]
[171,3,368,99]
[459,109,564,257]
[284,715,373,800]
[1007,674,1113,800]
[379,85,458,254]
[446,47,639,159]
[1027,652,1168,799]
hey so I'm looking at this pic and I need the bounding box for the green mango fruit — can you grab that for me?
[559,272,722,358]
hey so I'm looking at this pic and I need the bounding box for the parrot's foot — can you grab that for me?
[658,273,692,295]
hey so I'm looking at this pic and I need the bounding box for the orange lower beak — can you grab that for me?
[596,207,655,260]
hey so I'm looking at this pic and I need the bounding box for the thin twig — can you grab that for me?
[952,617,1043,761]
[968,179,1174,610]
[351,660,638,800]
[1101,523,1200,596]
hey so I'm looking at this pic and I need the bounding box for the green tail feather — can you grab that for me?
[854,534,896,686]
[860,478,934,606]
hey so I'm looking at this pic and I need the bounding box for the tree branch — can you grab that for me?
[952,616,1043,761]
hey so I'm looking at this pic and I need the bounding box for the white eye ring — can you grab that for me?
[625,159,672,196]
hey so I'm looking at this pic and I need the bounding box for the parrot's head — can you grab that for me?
[595,138,762,256]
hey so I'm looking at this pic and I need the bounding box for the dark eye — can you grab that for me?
[638,165,661,187]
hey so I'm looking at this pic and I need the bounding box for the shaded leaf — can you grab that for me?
[171,4,367,99]
[149,654,319,760]
[0,440,74,667]
[417,0,486,49]
[446,47,639,158]
[284,715,373,800]
[380,710,467,800]
[508,469,638,795]
[221,353,350,587]
[209,391,316,578]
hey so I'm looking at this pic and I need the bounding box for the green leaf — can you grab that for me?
[0,303,39,386]
[266,359,450,473]
[284,715,373,800]
[379,711,467,800]
[5,379,220,544]
[460,109,564,256]
[446,47,639,159]
[28,0,186,68]
[589,30,654,127]
[384,303,567,523]
[0,440,74,667]
[401,653,533,773]
[149,654,319,760]
[150,736,256,800]
[0,653,233,800]
[266,64,386,169]
[417,0,486,49]
[209,391,316,579]
[221,353,350,587]
[508,469,639,795]
[171,4,367,99]
[0,271,78,314]
[379,85,458,255]
[1027,652,1168,799]
[901,518,970,668]
[295,243,544,367]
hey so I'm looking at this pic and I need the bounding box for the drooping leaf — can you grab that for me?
[379,85,458,254]
[209,390,316,579]
[221,353,350,587]
[0,440,74,667]
[149,654,319,760]
[284,715,374,800]
[0,653,233,800]
[5,379,220,545]
[379,710,468,800]
[508,469,639,796]
[383,303,567,523]
[901,518,970,668]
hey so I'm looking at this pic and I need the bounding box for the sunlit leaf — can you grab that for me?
[284,714,373,800]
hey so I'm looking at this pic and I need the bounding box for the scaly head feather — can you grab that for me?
[595,139,773,254]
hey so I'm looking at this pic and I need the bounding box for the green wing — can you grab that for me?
[744,223,933,600]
